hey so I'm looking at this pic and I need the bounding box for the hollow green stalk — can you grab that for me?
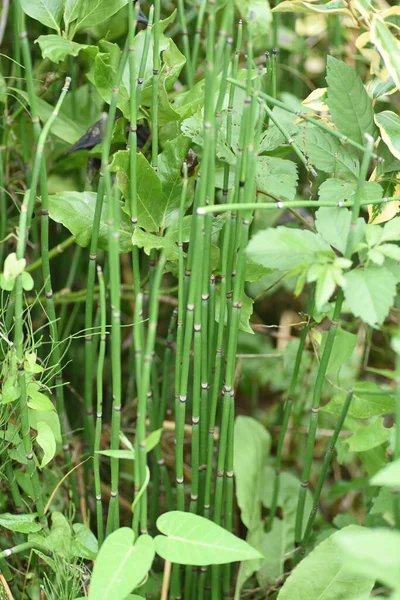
[300,390,353,551]
[177,0,194,86]
[268,288,315,530]
[13,78,71,527]
[94,265,106,546]
[294,136,375,549]
[191,0,208,73]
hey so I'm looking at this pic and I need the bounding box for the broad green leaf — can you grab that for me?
[36,421,56,468]
[110,151,163,232]
[234,416,271,531]
[335,526,400,589]
[131,229,178,260]
[27,383,55,412]
[20,0,63,33]
[157,135,193,227]
[320,326,357,376]
[71,523,98,560]
[47,191,133,252]
[326,56,376,145]
[371,16,400,91]
[29,512,71,556]
[277,525,375,600]
[155,511,263,565]
[68,0,129,35]
[371,458,400,488]
[298,126,359,179]
[97,430,162,460]
[11,89,85,144]
[315,207,352,254]
[29,409,62,444]
[344,266,397,326]
[317,180,382,212]
[256,520,287,587]
[375,111,400,161]
[234,0,272,46]
[247,227,334,271]
[89,530,154,600]
[256,157,298,201]
[0,513,42,534]
[36,35,88,63]
[322,382,395,419]
[347,418,391,452]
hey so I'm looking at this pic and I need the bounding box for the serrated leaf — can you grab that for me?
[256,157,298,201]
[298,126,359,179]
[131,229,178,260]
[68,0,129,35]
[375,111,400,161]
[277,526,374,600]
[315,207,352,254]
[88,530,154,600]
[155,511,263,565]
[344,266,397,326]
[326,56,376,145]
[318,180,382,209]
[247,227,334,272]
[48,191,133,252]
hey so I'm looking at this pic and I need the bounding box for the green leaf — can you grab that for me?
[256,520,287,587]
[67,0,129,35]
[371,458,400,488]
[233,417,271,598]
[298,125,359,179]
[318,180,382,211]
[110,151,163,232]
[326,56,376,145]
[247,227,334,271]
[277,526,375,600]
[375,111,400,161]
[88,530,154,600]
[27,383,55,412]
[71,523,98,560]
[234,0,272,46]
[157,135,193,227]
[155,511,263,565]
[347,418,391,453]
[344,266,397,326]
[20,0,63,33]
[36,421,56,468]
[371,16,400,91]
[48,191,133,252]
[131,229,178,260]
[256,157,298,201]
[335,526,400,590]
[315,207,351,255]
[320,326,357,376]
[0,513,42,534]
[11,89,85,144]
[322,382,395,419]
[97,449,135,459]
[234,416,271,531]
[36,35,88,63]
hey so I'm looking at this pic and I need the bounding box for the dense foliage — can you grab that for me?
[1,0,400,599]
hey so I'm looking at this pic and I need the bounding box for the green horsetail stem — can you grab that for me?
[294,136,375,552]
[94,265,106,547]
